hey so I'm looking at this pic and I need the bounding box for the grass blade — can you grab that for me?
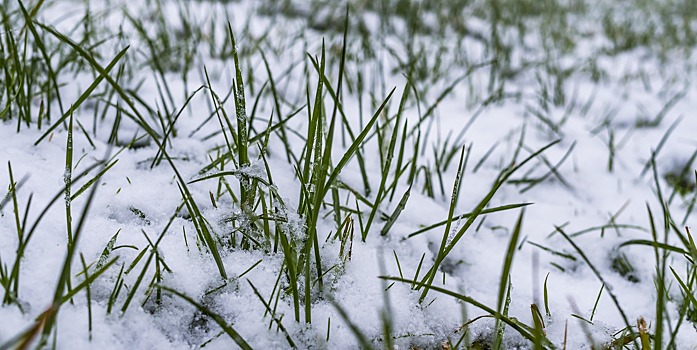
[159,285,252,350]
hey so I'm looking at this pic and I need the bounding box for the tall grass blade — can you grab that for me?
[493,209,525,349]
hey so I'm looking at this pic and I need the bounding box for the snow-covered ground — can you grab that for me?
[1,1,696,349]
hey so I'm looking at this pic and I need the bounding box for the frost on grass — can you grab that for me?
[233,158,267,183]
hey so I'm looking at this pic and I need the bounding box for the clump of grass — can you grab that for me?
[664,168,696,198]
[610,251,640,283]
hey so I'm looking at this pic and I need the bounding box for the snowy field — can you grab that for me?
[1,0,697,349]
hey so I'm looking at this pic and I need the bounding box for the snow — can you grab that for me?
[1,0,697,349]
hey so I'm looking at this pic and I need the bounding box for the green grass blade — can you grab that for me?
[419,141,559,301]
[39,152,105,345]
[493,209,525,350]
[323,88,396,205]
[363,83,409,240]
[60,257,118,305]
[70,160,118,201]
[380,184,412,237]
[406,203,532,239]
[381,276,543,344]
[177,183,227,279]
[227,22,253,211]
[247,280,297,349]
[330,299,375,350]
[34,47,128,145]
[159,285,252,350]
[556,227,635,343]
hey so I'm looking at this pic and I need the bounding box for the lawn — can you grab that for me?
[1,0,697,349]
